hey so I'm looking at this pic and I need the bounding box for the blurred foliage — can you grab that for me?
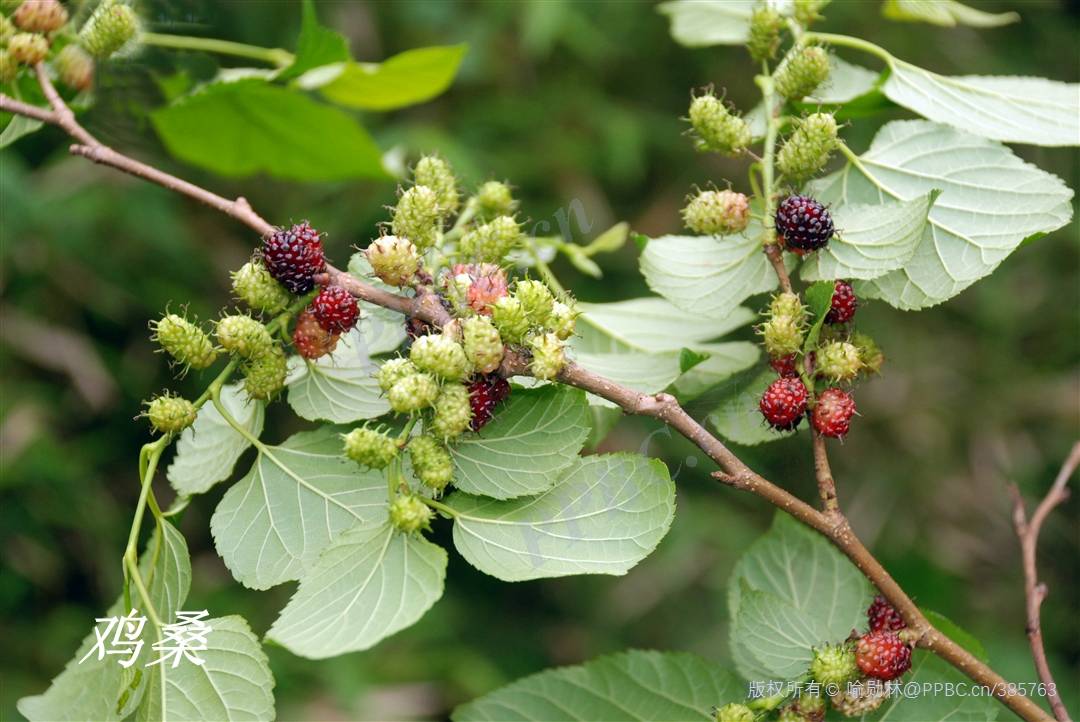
[1,1,1077,720]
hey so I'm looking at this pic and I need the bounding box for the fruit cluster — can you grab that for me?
[713,596,913,720]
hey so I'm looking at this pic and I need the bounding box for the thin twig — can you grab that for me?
[0,72,1056,722]
[0,94,57,123]
[764,243,793,294]
[1008,442,1079,722]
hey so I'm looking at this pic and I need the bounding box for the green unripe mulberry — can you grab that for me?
[391,184,442,251]
[809,642,859,687]
[377,357,419,393]
[430,383,472,440]
[714,703,754,722]
[242,345,287,400]
[388,494,433,534]
[770,292,806,323]
[774,45,830,101]
[146,394,196,434]
[682,189,750,236]
[549,301,577,340]
[410,333,471,381]
[0,15,15,45]
[231,261,290,314]
[688,92,751,156]
[527,332,566,380]
[413,155,459,214]
[778,112,838,182]
[462,315,504,374]
[816,341,862,381]
[13,0,69,33]
[9,32,47,65]
[472,180,517,220]
[388,372,439,413]
[851,331,885,374]
[408,435,454,491]
[490,296,530,344]
[152,313,218,371]
[79,0,138,59]
[216,313,274,359]
[0,50,17,84]
[515,279,555,326]
[759,293,807,357]
[343,426,398,469]
[366,235,420,287]
[747,6,782,62]
[460,215,522,263]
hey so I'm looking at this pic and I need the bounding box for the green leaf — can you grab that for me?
[883,0,1020,28]
[921,609,988,662]
[672,343,761,400]
[287,329,389,424]
[706,368,795,446]
[279,0,351,81]
[880,59,1079,146]
[582,221,630,256]
[809,120,1073,309]
[802,280,838,352]
[138,616,275,722]
[347,252,410,355]
[806,56,883,105]
[268,523,446,658]
[732,586,830,680]
[151,79,386,181]
[799,193,938,282]
[865,652,999,721]
[578,298,754,353]
[449,386,590,500]
[0,112,44,148]
[452,650,743,722]
[167,384,264,496]
[18,521,191,722]
[658,0,790,47]
[559,242,603,278]
[304,44,467,111]
[446,453,675,581]
[210,427,386,590]
[640,223,782,320]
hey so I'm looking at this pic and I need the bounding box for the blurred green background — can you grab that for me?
[1,1,1077,720]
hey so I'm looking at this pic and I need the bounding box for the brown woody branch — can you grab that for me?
[1008,442,1079,722]
[0,71,1056,722]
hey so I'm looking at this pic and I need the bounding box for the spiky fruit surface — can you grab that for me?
[810,643,859,687]
[413,155,459,214]
[795,0,829,25]
[216,313,273,359]
[231,261,290,314]
[13,0,68,32]
[528,332,566,380]
[9,32,48,64]
[388,373,439,413]
[242,346,287,400]
[0,14,15,44]
[776,195,834,254]
[856,631,911,680]
[774,45,830,101]
[310,286,360,334]
[747,6,782,62]
[462,315,504,374]
[460,215,522,262]
[377,358,419,393]
[770,353,800,378]
[851,332,884,374]
[343,427,398,469]
[761,317,804,357]
[760,376,808,430]
[292,309,339,360]
[366,235,419,287]
[79,0,138,58]
[410,333,470,381]
[825,280,857,324]
[468,375,511,431]
[409,435,454,491]
[392,184,442,251]
[812,387,856,438]
[868,596,906,633]
[55,44,95,91]
[816,341,862,381]
[682,189,750,235]
[778,113,838,182]
[153,313,218,370]
[405,316,434,342]
[790,693,826,722]
[688,92,751,155]
[515,279,555,326]
[388,494,433,534]
[262,221,325,294]
[714,703,754,722]
[550,301,577,340]
[146,394,196,434]
[830,681,889,717]
[430,383,473,440]
[770,292,806,321]
[0,50,16,84]
[473,180,516,220]
[491,296,530,343]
